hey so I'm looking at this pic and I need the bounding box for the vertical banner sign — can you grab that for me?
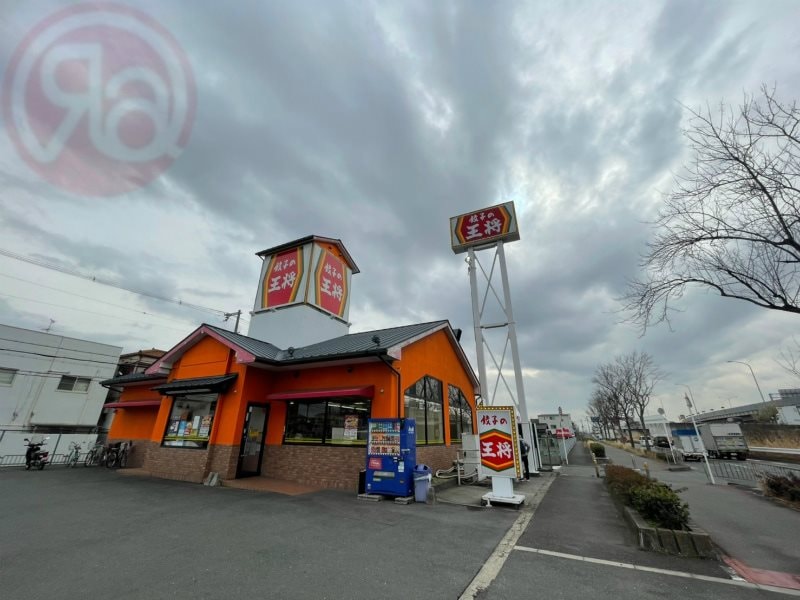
[477,406,520,479]
[314,248,348,317]
[262,247,304,309]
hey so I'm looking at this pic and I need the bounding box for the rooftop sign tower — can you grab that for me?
[248,236,359,349]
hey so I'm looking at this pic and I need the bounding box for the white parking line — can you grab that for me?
[457,477,556,600]
[514,546,800,597]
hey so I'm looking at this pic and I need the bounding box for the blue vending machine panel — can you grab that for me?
[365,418,416,497]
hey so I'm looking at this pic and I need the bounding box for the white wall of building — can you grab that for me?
[0,324,122,430]
[537,413,572,433]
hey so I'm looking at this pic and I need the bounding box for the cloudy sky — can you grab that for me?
[1,0,799,425]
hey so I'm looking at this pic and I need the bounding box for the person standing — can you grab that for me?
[519,437,531,480]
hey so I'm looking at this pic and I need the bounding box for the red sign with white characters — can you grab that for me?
[450,201,520,254]
[314,248,348,317]
[262,247,304,309]
[477,407,520,478]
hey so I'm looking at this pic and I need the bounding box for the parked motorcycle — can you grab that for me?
[24,438,50,470]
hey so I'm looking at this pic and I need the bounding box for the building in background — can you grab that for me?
[98,349,165,431]
[537,412,574,437]
[104,236,479,489]
[0,324,122,461]
[682,391,800,425]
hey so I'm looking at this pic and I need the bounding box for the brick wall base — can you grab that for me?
[262,445,365,491]
[207,444,239,479]
[416,444,460,473]
[122,440,460,490]
[107,438,149,469]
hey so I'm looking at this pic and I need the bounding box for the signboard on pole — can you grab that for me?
[477,406,521,479]
[450,201,520,254]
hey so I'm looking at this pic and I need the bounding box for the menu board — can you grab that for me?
[368,420,400,457]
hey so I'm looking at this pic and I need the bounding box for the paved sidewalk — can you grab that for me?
[601,442,800,588]
[478,444,796,599]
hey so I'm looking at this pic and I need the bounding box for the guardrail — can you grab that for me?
[709,459,800,483]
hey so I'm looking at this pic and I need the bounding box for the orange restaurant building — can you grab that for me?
[102,236,478,490]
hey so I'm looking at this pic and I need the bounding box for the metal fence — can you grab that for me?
[709,459,800,483]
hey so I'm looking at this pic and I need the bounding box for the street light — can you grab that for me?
[675,383,716,485]
[727,360,767,404]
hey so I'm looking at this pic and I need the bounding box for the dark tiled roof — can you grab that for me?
[204,320,448,364]
[152,374,238,394]
[281,321,449,362]
[101,372,166,386]
[204,325,282,360]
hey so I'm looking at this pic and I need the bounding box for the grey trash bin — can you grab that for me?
[414,464,432,502]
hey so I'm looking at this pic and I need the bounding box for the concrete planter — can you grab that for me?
[622,506,715,557]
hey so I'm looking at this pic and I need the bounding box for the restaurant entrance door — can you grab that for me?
[237,404,269,477]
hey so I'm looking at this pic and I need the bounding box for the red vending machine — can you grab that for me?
[365,418,416,497]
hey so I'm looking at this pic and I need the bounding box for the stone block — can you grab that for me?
[673,530,697,557]
[691,532,715,558]
[657,528,680,554]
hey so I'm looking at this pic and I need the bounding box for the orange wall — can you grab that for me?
[108,385,163,440]
[109,328,477,451]
[395,329,477,443]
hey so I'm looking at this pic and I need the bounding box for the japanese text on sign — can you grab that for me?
[262,247,304,309]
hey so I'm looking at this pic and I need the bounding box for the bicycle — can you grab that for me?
[65,442,82,468]
[106,441,132,469]
[84,442,106,467]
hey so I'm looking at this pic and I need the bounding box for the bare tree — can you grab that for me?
[618,352,663,450]
[623,85,800,331]
[776,337,800,380]
[592,362,636,448]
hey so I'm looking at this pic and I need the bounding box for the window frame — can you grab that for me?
[162,394,219,449]
[56,375,92,393]
[0,367,17,386]
[448,384,473,443]
[283,396,371,446]
[404,375,445,445]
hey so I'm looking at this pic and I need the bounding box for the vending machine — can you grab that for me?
[365,418,416,497]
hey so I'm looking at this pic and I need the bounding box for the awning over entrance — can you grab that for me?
[152,374,238,396]
[104,400,162,409]
[267,385,374,401]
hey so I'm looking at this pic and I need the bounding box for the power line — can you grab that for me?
[0,335,122,357]
[0,247,227,316]
[0,272,199,326]
[0,347,120,366]
[0,292,191,334]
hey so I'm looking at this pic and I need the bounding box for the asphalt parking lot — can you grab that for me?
[0,468,518,600]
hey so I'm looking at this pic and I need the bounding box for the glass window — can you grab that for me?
[448,385,473,443]
[284,397,371,445]
[57,375,91,392]
[163,394,217,449]
[404,375,444,445]
[0,367,16,385]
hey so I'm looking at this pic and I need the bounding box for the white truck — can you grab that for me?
[697,423,748,460]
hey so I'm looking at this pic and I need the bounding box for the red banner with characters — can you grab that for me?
[477,407,520,478]
[262,247,304,309]
[314,248,348,317]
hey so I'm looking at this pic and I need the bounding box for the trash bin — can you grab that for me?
[414,464,432,503]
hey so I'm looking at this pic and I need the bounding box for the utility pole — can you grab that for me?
[683,392,715,485]
[223,310,242,334]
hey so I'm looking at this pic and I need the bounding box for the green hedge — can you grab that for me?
[604,464,689,530]
[589,442,606,458]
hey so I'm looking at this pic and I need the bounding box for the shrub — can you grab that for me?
[589,443,606,458]
[762,473,800,502]
[604,465,649,505]
[630,483,690,530]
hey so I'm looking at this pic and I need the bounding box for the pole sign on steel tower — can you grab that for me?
[450,201,520,254]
